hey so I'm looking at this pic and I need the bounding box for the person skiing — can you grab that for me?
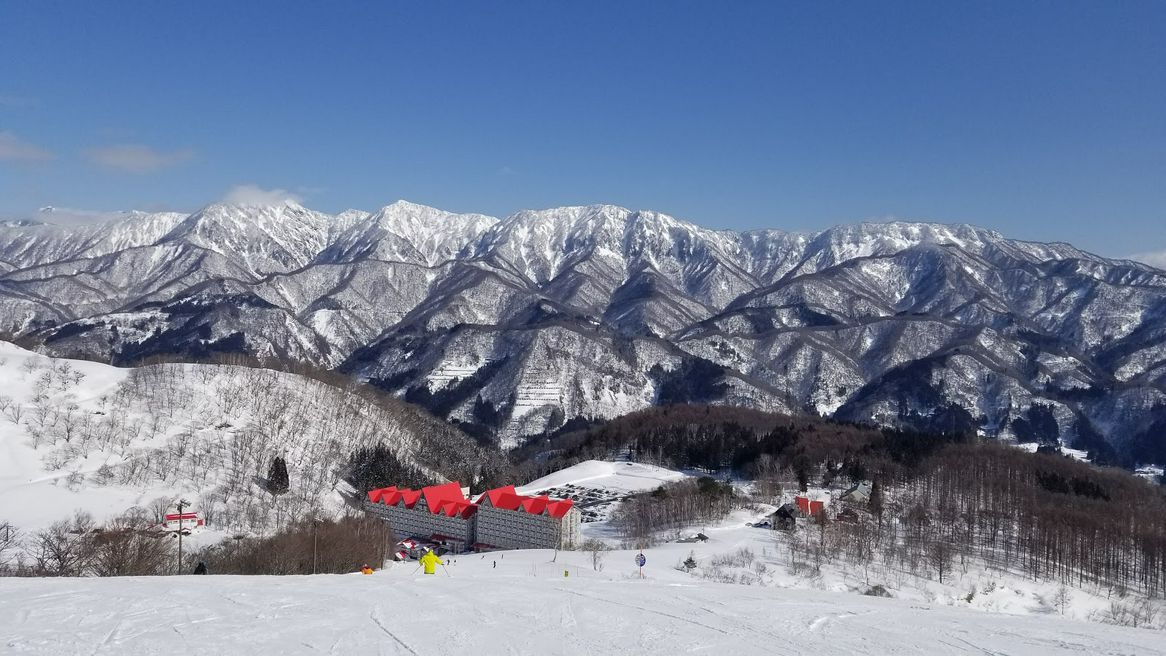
[193,561,208,575]
[361,564,374,575]
[420,549,443,575]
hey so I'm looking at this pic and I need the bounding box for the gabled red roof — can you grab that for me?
[398,489,422,508]
[546,499,575,519]
[368,486,397,504]
[420,482,466,515]
[373,482,571,520]
[429,499,474,518]
[447,500,477,518]
[478,486,574,517]
[476,485,517,507]
[493,491,527,511]
[521,495,550,515]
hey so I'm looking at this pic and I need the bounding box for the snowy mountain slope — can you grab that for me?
[1,556,1161,655]
[2,201,1165,460]
[518,459,690,495]
[159,202,335,277]
[0,209,187,268]
[0,341,492,534]
[318,200,497,266]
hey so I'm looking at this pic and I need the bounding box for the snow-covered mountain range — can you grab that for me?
[3,201,1164,460]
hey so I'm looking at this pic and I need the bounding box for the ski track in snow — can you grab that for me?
[368,607,419,656]
[1,562,1163,656]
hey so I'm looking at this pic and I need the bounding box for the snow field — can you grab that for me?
[1,545,1162,656]
[594,506,1166,631]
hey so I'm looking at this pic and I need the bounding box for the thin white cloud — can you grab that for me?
[1129,250,1166,271]
[85,144,193,174]
[0,95,39,108]
[0,131,54,162]
[221,184,303,206]
[33,206,136,225]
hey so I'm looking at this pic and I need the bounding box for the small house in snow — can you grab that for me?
[769,503,799,530]
[161,510,203,532]
[840,480,873,504]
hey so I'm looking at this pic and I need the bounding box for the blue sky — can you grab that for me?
[1,2,1163,259]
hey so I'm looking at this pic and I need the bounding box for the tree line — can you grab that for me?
[525,404,1166,598]
[0,511,391,577]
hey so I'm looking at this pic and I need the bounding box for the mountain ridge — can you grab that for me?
[2,200,1164,463]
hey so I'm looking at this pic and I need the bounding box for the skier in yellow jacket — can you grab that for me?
[420,550,443,575]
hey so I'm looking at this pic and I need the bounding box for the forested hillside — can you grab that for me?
[0,341,497,537]
[520,405,1166,599]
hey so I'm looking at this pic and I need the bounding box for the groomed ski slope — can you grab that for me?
[1,550,1161,656]
[517,460,690,494]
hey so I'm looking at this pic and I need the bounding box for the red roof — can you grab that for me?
[368,486,397,504]
[373,482,573,520]
[546,499,575,519]
[371,482,478,517]
[449,500,477,518]
[521,495,550,514]
[476,485,517,507]
[164,512,199,521]
[420,482,466,515]
[493,491,527,511]
[478,486,575,518]
[398,489,422,508]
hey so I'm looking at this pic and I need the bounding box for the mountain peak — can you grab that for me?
[317,201,497,266]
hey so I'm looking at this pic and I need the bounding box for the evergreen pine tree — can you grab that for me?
[266,456,290,495]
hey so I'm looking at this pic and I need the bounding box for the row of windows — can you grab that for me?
[366,501,580,549]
